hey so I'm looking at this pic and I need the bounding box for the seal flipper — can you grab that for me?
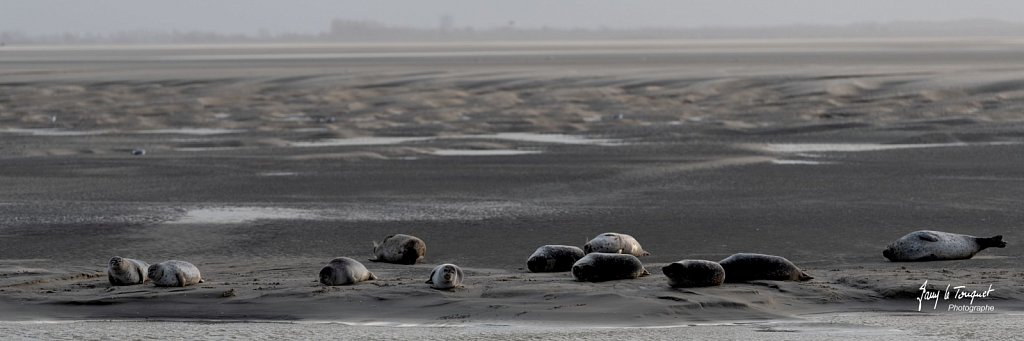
[367,272,377,281]
[798,271,813,281]
[977,235,1006,249]
[917,232,940,242]
[136,263,148,284]
[425,268,436,284]
[176,272,186,287]
[369,240,381,262]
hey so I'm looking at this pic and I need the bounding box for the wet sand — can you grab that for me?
[1,40,1022,337]
[3,312,1023,341]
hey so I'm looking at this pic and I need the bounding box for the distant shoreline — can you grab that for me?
[3,36,1024,51]
[5,18,1024,46]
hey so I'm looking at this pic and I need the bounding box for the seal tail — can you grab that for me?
[978,235,1006,249]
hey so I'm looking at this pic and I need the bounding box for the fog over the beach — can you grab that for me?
[3,0,1024,35]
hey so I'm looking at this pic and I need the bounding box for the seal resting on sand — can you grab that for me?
[527,245,585,272]
[571,253,649,282]
[583,232,650,257]
[718,253,812,282]
[148,260,203,287]
[426,263,464,290]
[319,257,377,286]
[370,234,426,265]
[883,230,1006,262]
[107,256,149,286]
[662,260,725,288]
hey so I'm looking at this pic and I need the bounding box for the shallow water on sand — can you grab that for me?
[2,312,1017,341]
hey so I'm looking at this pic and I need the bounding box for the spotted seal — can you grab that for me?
[527,245,585,272]
[426,263,464,290]
[883,230,1006,262]
[583,232,650,257]
[718,253,812,282]
[148,260,203,287]
[319,257,377,286]
[370,234,426,265]
[662,260,725,287]
[107,256,149,286]
[571,253,650,282]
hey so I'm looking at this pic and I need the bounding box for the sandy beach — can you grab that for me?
[1,40,1022,338]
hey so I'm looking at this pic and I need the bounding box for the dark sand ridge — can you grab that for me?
[0,40,1022,326]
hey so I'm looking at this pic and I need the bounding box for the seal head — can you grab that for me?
[426,263,464,290]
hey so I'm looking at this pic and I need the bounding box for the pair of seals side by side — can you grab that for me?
[369,234,426,265]
[883,230,1006,262]
[319,257,465,289]
[662,254,811,287]
[108,257,203,287]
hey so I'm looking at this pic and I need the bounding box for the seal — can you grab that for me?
[107,256,149,286]
[571,253,650,282]
[883,230,1006,262]
[583,232,650,257]
[718,253,812,282]
[370,234,426,265]
[527,245,585,273]
[426,263,464,290]
[662,260,725,288]
[148,260,203,287]
[319,257,377,286]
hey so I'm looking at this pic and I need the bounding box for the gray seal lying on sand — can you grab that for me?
[107,256,149,286]
[148,260,203,287]
[370,234,426,265]
[527,245,585,272]
[426,263,464,290]
[883,230,1006,262]
[718,253,812,283]
[320,257,377,286]
[571,253,650,282]
[662,260,725,288]
[583,232,650,257]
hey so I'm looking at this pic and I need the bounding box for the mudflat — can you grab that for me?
[0,40,1020,337]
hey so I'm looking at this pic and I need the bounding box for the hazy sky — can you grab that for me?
[4,0,1023,35]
